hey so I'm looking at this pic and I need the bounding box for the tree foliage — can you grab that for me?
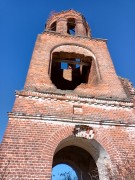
[52,171,78,180]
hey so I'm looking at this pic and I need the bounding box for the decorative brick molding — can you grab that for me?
[15,90,134,109]
[73,125,94,139]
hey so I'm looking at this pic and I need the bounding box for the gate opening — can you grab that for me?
[52,145,99,180]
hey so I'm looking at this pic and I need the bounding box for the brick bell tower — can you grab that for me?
[1,10,135,180]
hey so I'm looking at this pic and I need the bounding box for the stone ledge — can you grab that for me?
[8,112,135,127]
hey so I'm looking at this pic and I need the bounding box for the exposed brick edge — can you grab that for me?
[119,77,135,100]
[15,90,134,109]
[8,112,135,127]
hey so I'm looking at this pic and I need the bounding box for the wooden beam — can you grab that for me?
[53,59,90,66]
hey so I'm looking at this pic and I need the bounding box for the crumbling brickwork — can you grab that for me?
[0,10,135,180]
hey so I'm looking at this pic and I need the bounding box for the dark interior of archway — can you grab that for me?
[51,52,92,90]
[52,145,99,180]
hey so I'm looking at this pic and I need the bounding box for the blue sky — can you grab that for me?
[0,0,135,143]
[52,164,77,180]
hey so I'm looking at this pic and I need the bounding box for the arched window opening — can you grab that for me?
[67,18,76,35]
[50,52,92,90]
[50,21,57,31]
[52,164,78,180]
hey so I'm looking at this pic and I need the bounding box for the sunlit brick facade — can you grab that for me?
[0,10,135,180]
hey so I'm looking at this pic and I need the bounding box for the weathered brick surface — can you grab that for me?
[1,118,135,179]
[1,10,135,179]
[12,92,135,123]
[24,32,127,99]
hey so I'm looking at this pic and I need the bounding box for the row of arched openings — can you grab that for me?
[49,18,88,36]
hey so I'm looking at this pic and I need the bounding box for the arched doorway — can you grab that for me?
[52,136,112,180]
[53,145,99,179]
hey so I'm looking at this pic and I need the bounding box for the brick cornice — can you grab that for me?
[42,30,107,42]
[15,90,134,109]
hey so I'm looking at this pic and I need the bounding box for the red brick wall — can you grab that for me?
[1,117,135,179]
[24,32,127,99]
[12,91,134,123]
[1,10,135,180]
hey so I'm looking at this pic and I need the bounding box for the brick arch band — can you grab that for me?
[42,125,121,180]
[46,10,84,29]
[46,14,82,28]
